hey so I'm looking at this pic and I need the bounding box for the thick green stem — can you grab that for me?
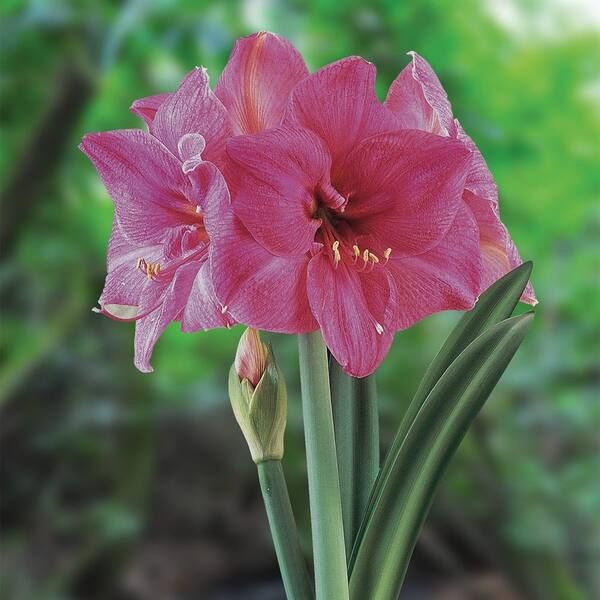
[298,332,349,600]
[330,361,380,560]
[257,460,314,600]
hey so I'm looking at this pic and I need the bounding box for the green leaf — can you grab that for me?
[352,261,534,564]
[330,360,379,560]
[349,312,534,599]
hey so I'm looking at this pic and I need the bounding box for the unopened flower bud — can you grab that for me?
[229,329,287,463]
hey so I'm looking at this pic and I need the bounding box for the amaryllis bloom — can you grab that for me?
[207,56,483,377]
[82,32,308,372]
[385,52,536,304]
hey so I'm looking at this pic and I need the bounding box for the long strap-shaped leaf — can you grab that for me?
[350,261,533,566]
[330,359,379,560]
[349,311,534,599]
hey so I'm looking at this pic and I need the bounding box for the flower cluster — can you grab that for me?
[81,32,535,377]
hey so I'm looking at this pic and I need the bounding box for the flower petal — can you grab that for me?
[80,129,198,246]
[134,260,200,373]
[226,127,328,256]
[464,191,536,304]
[181,259,234,331]
[340,130,471,256]
[456,121,498,208]
[388,203,482,329]
[386,51,456,136]
[130,93,170,126]
[204,188,316,333]
[150,67,231,166]
[96,222,163,320]
[307,251,397,377]
[284,57,398,165]
[215,31,308,135]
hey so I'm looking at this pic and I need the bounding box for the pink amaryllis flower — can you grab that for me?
[82,32,308,372]
[385,52,536,304]
[207,56,483,377]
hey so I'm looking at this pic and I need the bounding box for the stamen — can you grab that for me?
[375,322,384,335]
[362,249,369,268]
[384,248,392,263]
[369,252,379,264]
[352,245,360,264]
[136,257,161,280]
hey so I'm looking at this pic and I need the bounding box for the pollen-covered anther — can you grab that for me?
[352,245,360,264]
[332,240,341,267]
[384,247,392,263]
[369,252,379,264]
[136,257,161,280]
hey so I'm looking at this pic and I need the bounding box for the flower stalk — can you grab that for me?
[229,329,312,599]
[257,460,314,600]
[298,331,349,600]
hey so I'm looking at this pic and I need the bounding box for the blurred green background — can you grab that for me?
[1,0,599,598]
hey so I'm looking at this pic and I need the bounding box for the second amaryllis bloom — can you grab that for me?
[208,57,483,377]
[82,32,309,371]
[385,51,536,304]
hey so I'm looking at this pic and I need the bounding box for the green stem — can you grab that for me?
[298,332,349,600]
[330,361,380,560]
[257,460,314,600]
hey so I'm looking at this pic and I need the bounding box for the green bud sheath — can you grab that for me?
[229,344,287,463]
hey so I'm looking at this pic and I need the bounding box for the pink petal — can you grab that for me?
[388,203,482,329]
[284,57,398,166]
[456,121,499,208]
[96,222,163,320]
[130,93,170,126]
[226,127,329,256]
[181,259,234,331]
[178,133,206,174]
[80,130,199,246]
[464,191,536,305]
[134,260,200,373]
[385,51,456,136]
[234,328,268,386]
[215,31,308,135]
[339,130,471,257]
[204,188,316,333]
[307,251,398,377]
[150,67,231,166]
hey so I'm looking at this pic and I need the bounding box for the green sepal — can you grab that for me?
[229,344,287,463]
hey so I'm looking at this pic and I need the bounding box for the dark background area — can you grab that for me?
[1,0,599,598]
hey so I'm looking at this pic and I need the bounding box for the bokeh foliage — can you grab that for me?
[1,0,599,598]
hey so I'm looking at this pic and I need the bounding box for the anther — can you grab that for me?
[369,252,379,264]
[384,248,392,263]
[136,257,161,280]
[352,245,360,264]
